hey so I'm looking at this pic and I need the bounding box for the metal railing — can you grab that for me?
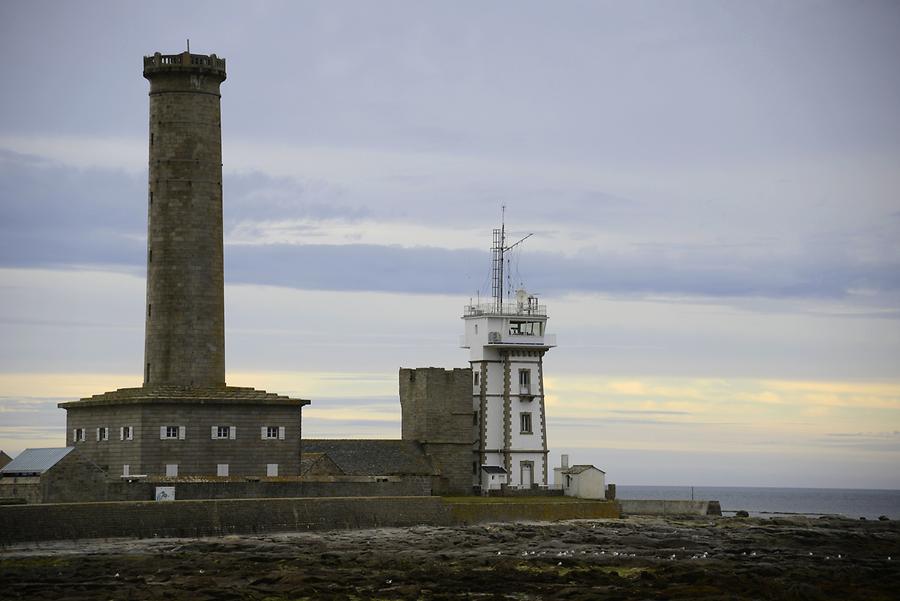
[463,302,547,317]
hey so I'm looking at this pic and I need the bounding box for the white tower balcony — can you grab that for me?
[461,290,555,360]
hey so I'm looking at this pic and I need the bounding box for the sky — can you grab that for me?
[1,1,898,488]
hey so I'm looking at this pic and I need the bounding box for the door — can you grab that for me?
[520,461,534,488]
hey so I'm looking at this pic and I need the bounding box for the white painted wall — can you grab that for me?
[563,468,606,499]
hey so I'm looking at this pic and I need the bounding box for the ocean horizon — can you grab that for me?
[616,485,900,520]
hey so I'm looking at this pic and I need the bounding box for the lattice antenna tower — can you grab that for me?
[490,205,533,312]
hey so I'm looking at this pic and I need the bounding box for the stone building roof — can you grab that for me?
[1,447,73,475]
[299,452,345,476]
[59,385,310,408]
[0,450,11,470]
[303,440,437,476]
[562,464,605,475]
[481,465,508,474]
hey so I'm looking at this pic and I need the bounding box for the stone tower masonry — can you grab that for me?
[143,51,227,387]
[60,51,308,480]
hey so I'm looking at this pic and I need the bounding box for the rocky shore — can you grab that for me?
[2,515,898,600]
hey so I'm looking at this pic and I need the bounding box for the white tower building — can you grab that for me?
[462,220,556,491]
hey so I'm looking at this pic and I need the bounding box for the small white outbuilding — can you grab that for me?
[559,464,606,499]
[480,465,508,493]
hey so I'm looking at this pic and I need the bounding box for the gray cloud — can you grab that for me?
[2,149,899,303]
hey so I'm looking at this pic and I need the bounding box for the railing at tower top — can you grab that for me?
[143,52,226,71]
[463,302,547,317]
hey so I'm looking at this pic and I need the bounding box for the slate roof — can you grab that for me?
[1,447,74,475]
[299,452,345,476]
[481,465,508,474]
[562,464,605,475]
[303,440,437,476]
[59,385,310,408]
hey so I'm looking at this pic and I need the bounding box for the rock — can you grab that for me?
[735,510,750,518]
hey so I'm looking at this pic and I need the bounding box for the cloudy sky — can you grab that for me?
[1,1,898,488]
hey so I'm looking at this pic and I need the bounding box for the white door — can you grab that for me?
[520,462,533,488]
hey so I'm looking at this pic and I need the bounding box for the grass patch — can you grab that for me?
[441,496,598,504]
[0,556,71,568]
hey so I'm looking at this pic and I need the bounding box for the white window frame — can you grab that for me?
[97,426,109,442]
[122,464,130,476]
[160,425,185,440]
[73,428,85,443]
[165,464,178,477]
[212,425,236,440]
[518,369,531,394]
[266,463,278,477]
[520,412,533,434]
[120,426,134,441]
[217,463,229,477]
[261,426,285,440]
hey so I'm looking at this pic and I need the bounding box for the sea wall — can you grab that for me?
[618,499,722,516]
[448,499,619,525]
[0,497,619,544]
[103,477,433,501]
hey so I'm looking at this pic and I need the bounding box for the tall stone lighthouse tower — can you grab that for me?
[143,51,226,387]
[462,220,556,491]
[60,51,308,479]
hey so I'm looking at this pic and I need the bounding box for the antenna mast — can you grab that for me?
[490,205,533,313]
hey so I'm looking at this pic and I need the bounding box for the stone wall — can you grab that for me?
[618,499,722,516]
[0,477,41,504]
[63,400,303,478]
[103,476,433,502]
[399,367,473,495]
[41,449,110,503]
[0,498,620,544]
[144,54,227,387]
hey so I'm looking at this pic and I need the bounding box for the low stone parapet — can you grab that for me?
[618,499,722,517]
[0,496,620,544]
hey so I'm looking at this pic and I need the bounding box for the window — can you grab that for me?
[120,426,134,441]
[472,461,478,475]
[160,426,185,440]
[73,428,85,443]
[266,463,278,477]
[122,464,130,476]
[97,427,109,442]
[261,426,285,440]
[165,464,178,477]
[217,464,229,477]
[519,369,531,394]
[211,425,235,440]
[474,372,480,387]
[520,412,533,434]
[473,410,479,426]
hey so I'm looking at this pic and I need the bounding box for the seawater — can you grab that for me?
[616,485,900,520]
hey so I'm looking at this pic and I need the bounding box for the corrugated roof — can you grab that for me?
[1,447,74,475]
[303,440,436,476]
